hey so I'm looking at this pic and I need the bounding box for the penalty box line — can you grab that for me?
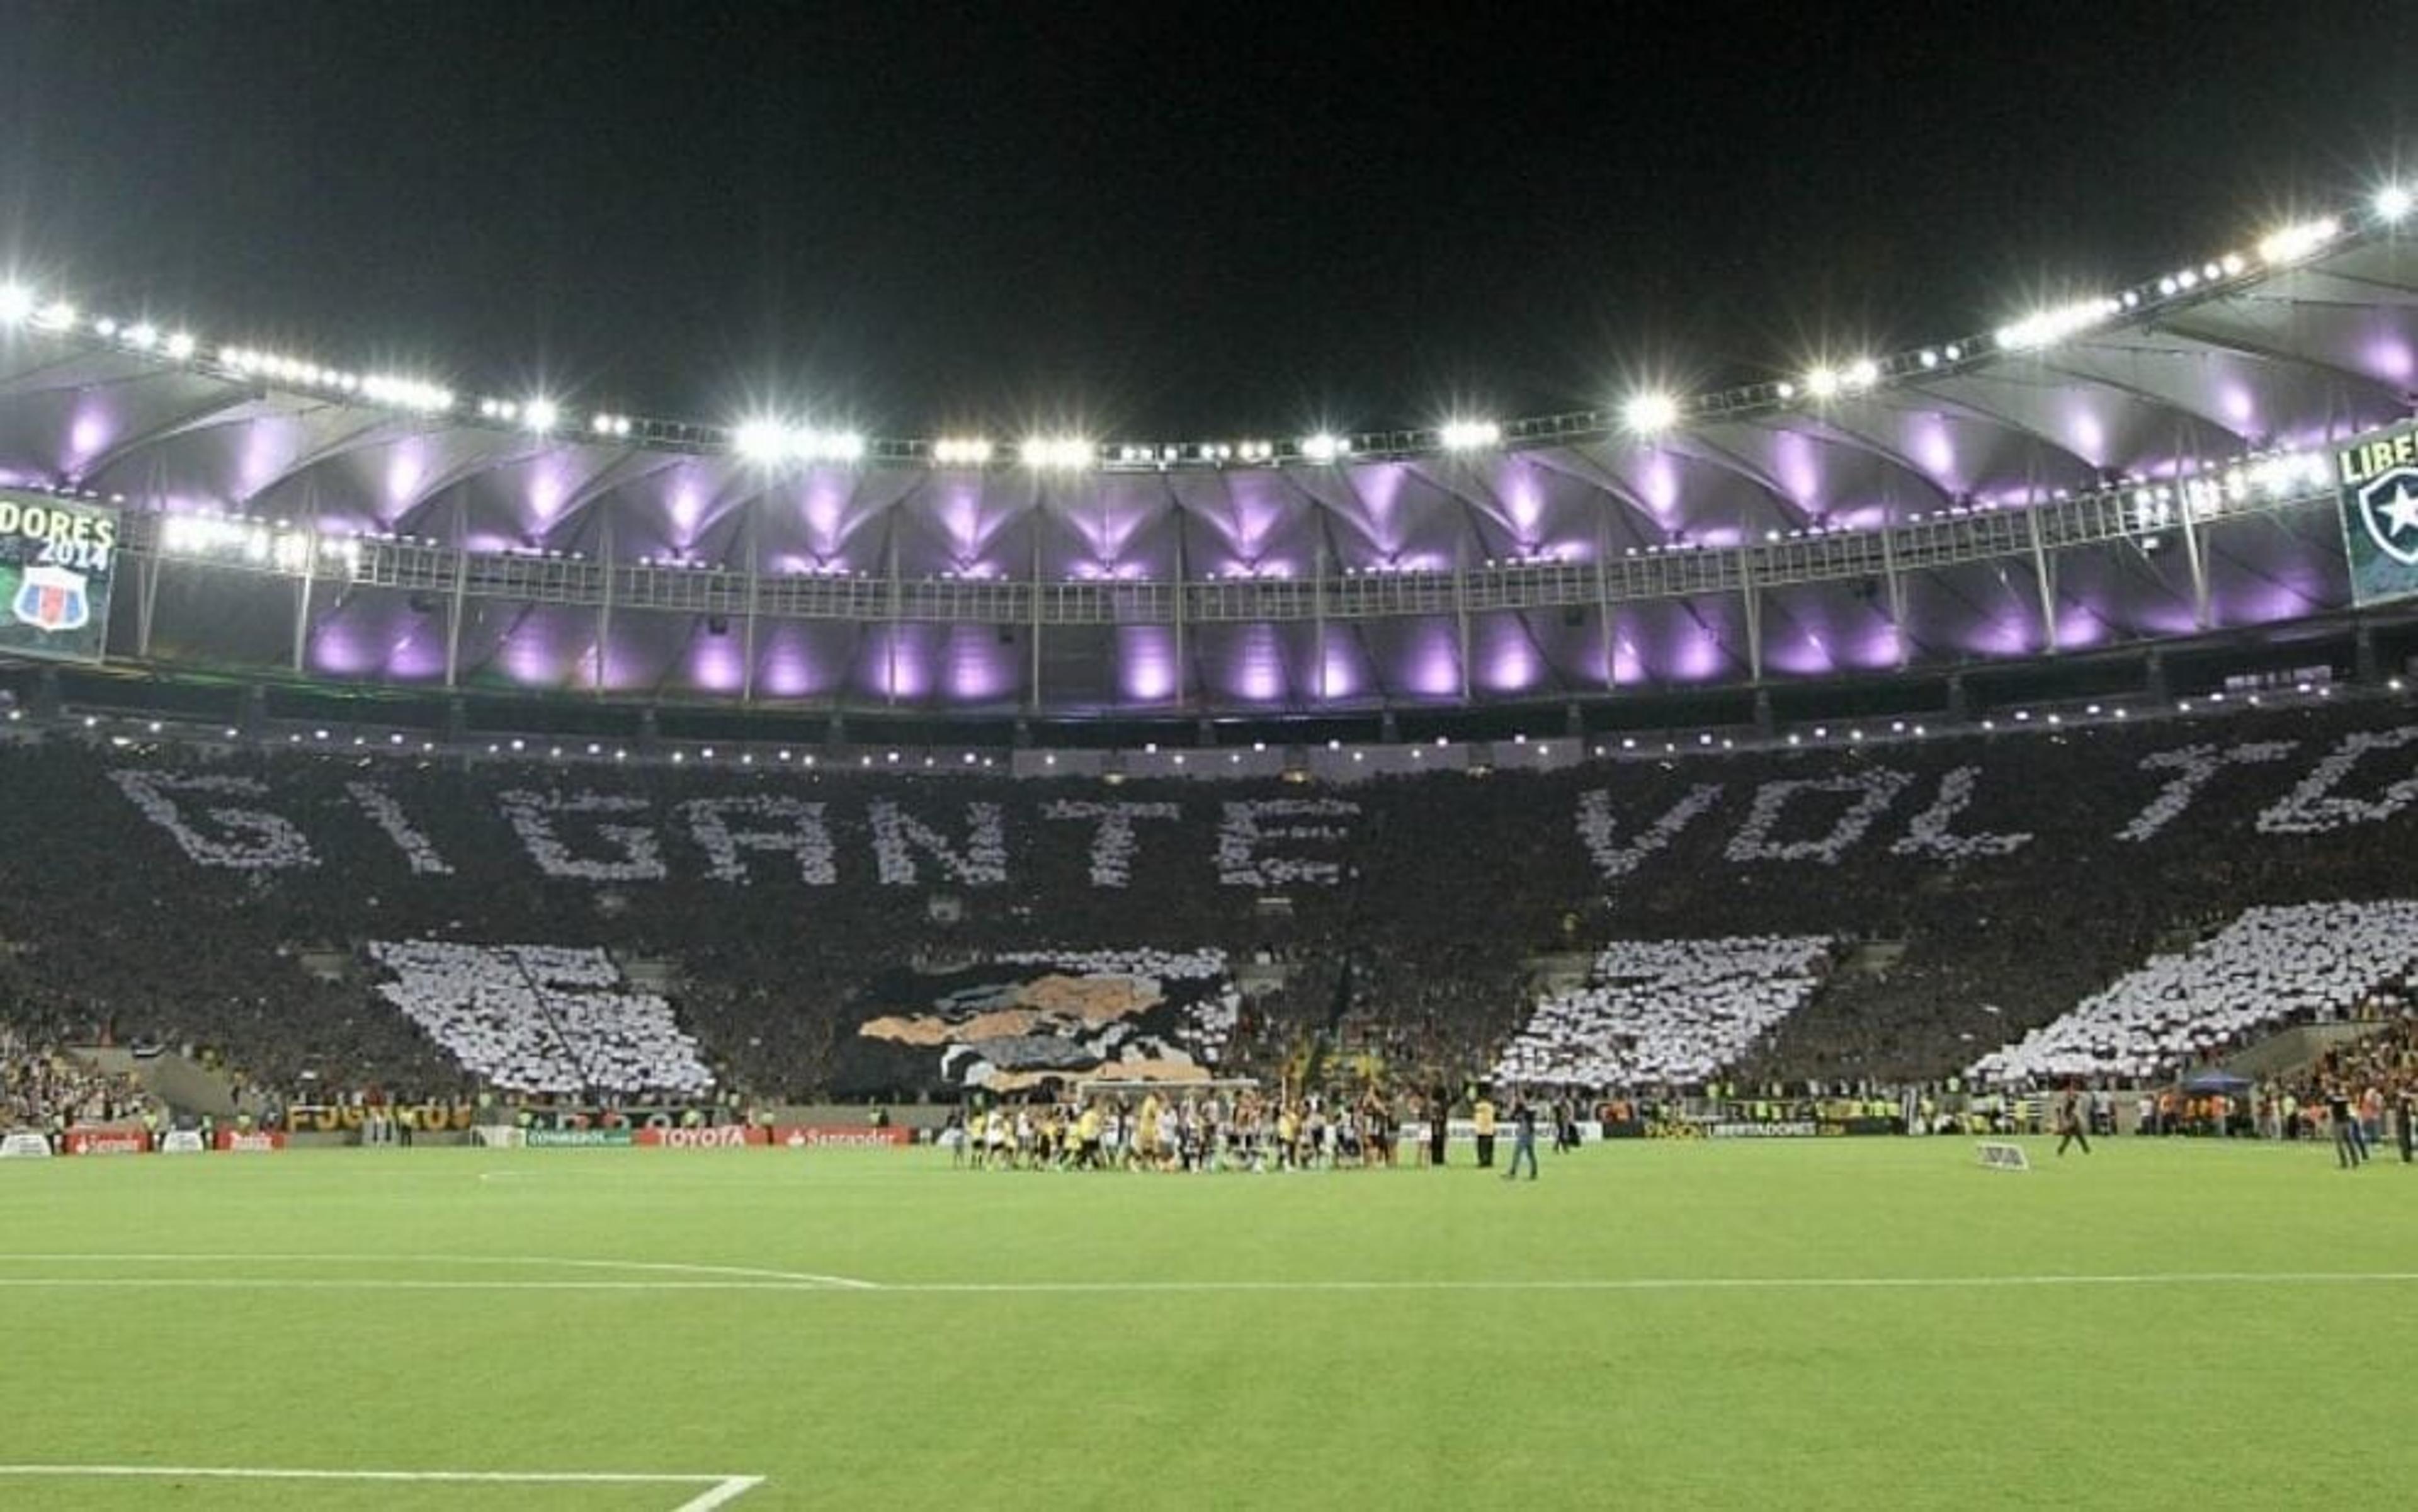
[0,1465,765,1511]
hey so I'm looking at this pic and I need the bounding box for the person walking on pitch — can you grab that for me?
[2055,1086,2091,1156]
[1503,1096,1539,1181]
[2328,1086,2366,1169]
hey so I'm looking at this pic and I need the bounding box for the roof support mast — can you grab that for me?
[1313,543,1328,704]
[1454,540,1472,704]
[741,499,761,704]
[1739,546,1763,683]
[2025,482,2059,655]
[1171,533,1188,712]
[1595,514,1616,692]
[134,459,163,660]
[1028,528,1043,713]
[443,496,468,688]
[884,528,900,708]
[2171,425,2211,631]
[1878,514,1909,670]
[595,518,613,698]
[288,477,317,674]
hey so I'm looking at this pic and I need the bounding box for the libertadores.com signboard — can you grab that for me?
[2337,421,2418,606]
[0,491,117,664]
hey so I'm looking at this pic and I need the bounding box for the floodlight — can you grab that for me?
[734,418,788,463]
[1020,436,1093,469]
[1621,392,1678,434]
[2256,216,2341,266]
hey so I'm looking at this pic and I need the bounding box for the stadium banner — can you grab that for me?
[1424,1119,1598,1144]
[518,1106,705,1132]
[282,1103,475,1133]
[1598,1119,1650,1139]
[0,1130,53,1159]
[62,1127,149,1155]
[523,1127,635,1149]
[1662,1117,1903,1139]
[158,1129,205,1154]
[0,490,118,664]
[834,952,1239,1099]
[1705,1120,1820,1139]
[773,1125,914,1149]
[2337,420,2418,606]
[636,1125,768,1149]
[213,1129,286,1152]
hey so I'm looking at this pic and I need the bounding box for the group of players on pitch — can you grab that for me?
[945,1086,1565,1176]
[948,1088,1404,1173]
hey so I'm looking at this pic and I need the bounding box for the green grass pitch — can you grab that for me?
[1,1138,2412,1509]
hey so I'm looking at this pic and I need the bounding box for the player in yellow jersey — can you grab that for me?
[1135,1091,1162,1169]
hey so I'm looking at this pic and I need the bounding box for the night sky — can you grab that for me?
[0,1,2410,439]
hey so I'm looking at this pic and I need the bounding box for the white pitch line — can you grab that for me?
[4,1266,2418,1295]
[0,1278,831,1291]
[675,1476,769,1511]
[0,1464,766,1508]
[817,1270,2418,1295]
[0,1251,880,1290]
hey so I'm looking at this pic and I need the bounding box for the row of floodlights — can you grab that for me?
[2,193,2408,469]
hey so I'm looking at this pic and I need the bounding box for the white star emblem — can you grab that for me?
[2381,482,2418,537]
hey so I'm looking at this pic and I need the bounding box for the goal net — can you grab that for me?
[1975,1140,2032,1173]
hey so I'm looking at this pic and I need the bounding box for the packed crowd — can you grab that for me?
[1972,901,2418,1083]
[1490,935,1836,1088]
[2282,1010,2418,1161]
[0,1026,156,1127]
[0,691,2414,1107]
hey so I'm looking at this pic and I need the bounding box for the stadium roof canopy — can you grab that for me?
[0,194,2412,717]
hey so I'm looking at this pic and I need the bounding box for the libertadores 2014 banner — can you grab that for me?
[2337,420,2418,606]
[0,490,116,664]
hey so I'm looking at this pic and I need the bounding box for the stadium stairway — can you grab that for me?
[1523,952,1596,999]
[2219,1020,2395,1083]
[69,1044,240,1117]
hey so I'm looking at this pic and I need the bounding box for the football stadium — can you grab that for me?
[7,14,2418,1506]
